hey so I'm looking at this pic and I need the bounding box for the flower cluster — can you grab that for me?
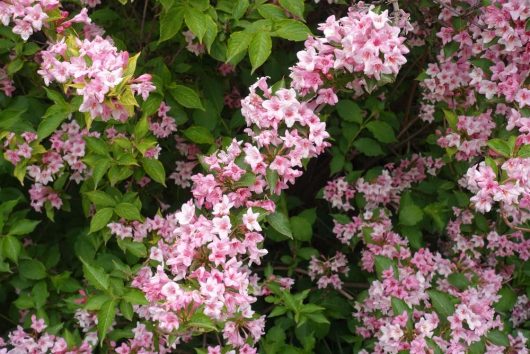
[436,111,496,161]
[0,66,15,97]
[149,102,177,139]
[325,154,529,353]
[0,315,94,353]
[39,35,155,121]
[290,3,409,102]
[308,251,349,290]
[3,121,91,212]
[182,30,205,56]
[128,77,332,349]
[0,0,59,41]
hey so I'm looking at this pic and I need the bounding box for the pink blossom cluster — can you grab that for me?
[240,79,330,195]
[421,0,530,119]
[308,251,349,290]
[38,35,155,121]
[446,207,530,265]
[0,0,58,41]
[80,0,100,8]
[113,323,170,354]
[290,3,409,102]
[112,76,333,350]
[436,111,496,161]
[224,87,242,109]
[3,121,91,212]
[325,155,443,215]
[149,102,177,138]
[462,159,530,223]
[0,67,15,97]
[0,315,94,353]
[325,154,529,353]
[169,137,200,188]
[182,30,205,56]
[511,295,530,327]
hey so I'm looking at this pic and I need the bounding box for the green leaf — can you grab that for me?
[85,137,109,156]
[448,273,470,290]
[399,194,424,226]
[278,0,304,19]
[85,294,112,310]
[184,7,208,42]
[98,299,117,344]
[366,121,396,143]
[32,281,49,309]
[115,203,141,221]
[443,109,457,130]
[486,330,510,347]
[336,100,363,123]
[443,41,459,57]
[273,19,310,41]
[3,235,21,263]
[8,219,40,235]
[427,290,456,319]
[352,138,384,156]
[488,139,511,157]
[249,32,272,73]
[517,144,530,157]
[374,255,394,278]
[82,260,110,291]
[19,259,47,280]
[159,5,184,43]
[183,126,215,144]
[120,300,134,321]
[188,311,217,332]
[329,153,345,175]
[89,208,114,233]
[169,85,204,110]
[122,289,148,305]
[37,104,70,140]
[7,58,23,75]
[257,4,287,20]
[233,0,249,20]
[141,158,166,185]
[391,297,410,316]
[85,191,116,208]
[226,31,253,62]
[267,212,293,239]
[290,216,312,241]
[494,286,517,312]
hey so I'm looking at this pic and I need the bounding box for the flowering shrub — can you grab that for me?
[0,0,529,353]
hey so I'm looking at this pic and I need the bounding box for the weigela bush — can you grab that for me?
[0,0,529,353]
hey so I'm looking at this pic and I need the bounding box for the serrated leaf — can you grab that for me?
[249,32,272,73]
[3,235,21,263]
[336,100,363,123]
[352,138,384,156]
[273,19,310,41]
[98,299,117,344]
[428,290,456,319]
[267,212,293,238]
[183,125,214,144]
[19,259,47,280]
[82,260,110,291]
[85,191,116,208]
[366,121,396,143]
[114,203,141,221]
[159,5,184,43]
[141,158,166,185]
[278,0,304,19]
[226,31,253,62]
[170,84,204,110]
[89,208,114,233]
